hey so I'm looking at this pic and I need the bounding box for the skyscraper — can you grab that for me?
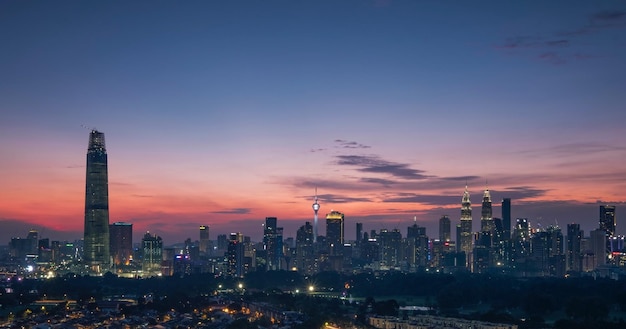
[439,215,451,242]
[459,185,473,265]
[199,225,210,255]
[109,222,132,266]
[600,205,616,236]
[501,198,511,240]
[566,223,582,272]
[83,130,110,272]
[142,232,163,276]
[480,188,493,233]
[263,217,280,270]
[326,210,344,256]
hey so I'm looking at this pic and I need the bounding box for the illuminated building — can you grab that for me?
[326,210,344,256]
[227,232,245,277]
[600,205,616,236]
[199,225,210,255]
[407,220,429,268]
[263,217,282,270]
[83,130,110,273]
[295,222,315,274]
[109,222,132,266]
[458,185,473,267]
[356,222,363,243]
[141,232,163,276]
[480,188,494,233]
[589,228,607,269]
[379,229,402,267]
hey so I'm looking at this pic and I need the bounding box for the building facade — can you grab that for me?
[83,130,110,272]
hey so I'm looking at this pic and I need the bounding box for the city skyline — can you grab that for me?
[1,1,625,244]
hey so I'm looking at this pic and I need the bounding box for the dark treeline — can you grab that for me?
[4,271,626,328]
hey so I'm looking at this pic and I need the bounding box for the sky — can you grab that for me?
[1,0,625,245]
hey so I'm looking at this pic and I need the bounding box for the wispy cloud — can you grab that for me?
[211,208,252,214]
[496,9,626,65]
[334,139,371,149]
[316,193,372,204]
[519,142,626,157]
[336,155,430,180]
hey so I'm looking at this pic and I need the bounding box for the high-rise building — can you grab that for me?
[589,228,607,269]
[141,232,163,276]
[326,211,344,256]
[356,222,363,243]
[459,185,473,266]
[109,222,132,266]
[199,225,210,255]
[566,223,582,272]
[312,189,320,243]
[600,205,616,236]
[439,215,451,242]
[296,222,315,274]
[227,232,245,277]
[501,198,511,240]
[263,217,280,270]
[83,130,110,272]
[379,229,403,267]
[481,188,494,233]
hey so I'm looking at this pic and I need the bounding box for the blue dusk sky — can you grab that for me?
[1,0,625,244]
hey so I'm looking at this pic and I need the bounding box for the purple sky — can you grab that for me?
[1,0,625,244]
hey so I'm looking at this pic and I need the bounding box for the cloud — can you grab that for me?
[360,177,397,187]
[316,193,373,204]
[519,142,626,157]
[592,10,626,22]
[309,148,326,153]
[334,139,371,149]
[381,186,547,206]
[336,155,430,180]
[212,208,252,214]
[497,9,626,65]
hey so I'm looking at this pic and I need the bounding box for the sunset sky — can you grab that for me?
[1,0,625,244]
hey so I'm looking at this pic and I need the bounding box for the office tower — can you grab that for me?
[407,220,429,268]
[109,222,132,266]
[199,225,210,254]
[439,215,451,242]
[379,229,403,267]
[141,232,163,276]
[459,185,473,265]
[600,205,616,236]
[356,222,363,243]
[312,189,320,243]
[480,188,494,233]
[590,228,607,269]
[502,198,511,240]
[296,222,315,274]
[263,217,279,270]
[83,130,110,272]
[566,224,582,272]
[326,210,345,256]
[217,234,228,251]
[227,232,245,277]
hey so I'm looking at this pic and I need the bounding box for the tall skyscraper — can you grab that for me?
[296,222,315,274]
[480,188,493,233]
[439,215,451,242]
[83,130,110,272]
[199,225,210,254]
[141,232,163,276]
[109,222,132,266]
[459,185,473,265]
[501,198,511,240]
[566,223,582,272]
[312,189,320,243]
[599,205,616,236]
[356,222,363,243]
[263,217,280,270]
[326,210,344,256]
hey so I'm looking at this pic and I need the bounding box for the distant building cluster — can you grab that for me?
[1,131,622,280]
